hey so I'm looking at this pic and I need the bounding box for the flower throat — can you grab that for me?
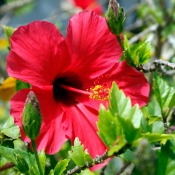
[52,73,85,106]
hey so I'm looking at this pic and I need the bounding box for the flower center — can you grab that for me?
[52,73,90,106]
[53,73,111,105]
[87,84,110,101]
[87,74,111,101]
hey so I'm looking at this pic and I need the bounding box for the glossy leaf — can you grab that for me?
[80,169,96,175]
[14,154,29,173]
[139,133,175,144]
[0,146,39,174]
[166,160,175,175]
[69,138,92,167]
[153,74,175,116]
[108,135,126,156]
[142,95,162,119]
[13,139,27,150]
[98,105,121,147]
[49,169,54,175]
[155,142,169,175]
[39,150,46,175]
[2,25,15,44]
[1,116,20,139]
[124,36,151,66]
[54,159,69,175]
[16,79,30,92]
[109,82,143,143]
[1,125,20,139]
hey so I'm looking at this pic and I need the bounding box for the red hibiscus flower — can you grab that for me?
[71,0,103,14]
[7,11,149,158]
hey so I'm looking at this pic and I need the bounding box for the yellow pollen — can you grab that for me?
[87,85,110,101]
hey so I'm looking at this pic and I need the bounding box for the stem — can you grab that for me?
[0,162,13,172]
[66,152,108,175]
[137,60,175,73]
[60,84,91,96]
[117,35,124,50]
[155,26,163,58]
[31,140,43,175]
[66,144,131,175]
[163,117,169,133]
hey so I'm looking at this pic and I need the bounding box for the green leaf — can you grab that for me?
[124,38,151,67]
[98,100,127,156]
[98,105,121,147]
[166,160,175,175]
[108,135,126,156]
[140,133,175,144]
[54,159,69,175]
[1,116,20,139]
[69,137,92,167]
[142,96,164,133]
[79,169,96,175]
[2,116,14,128]
[138,3,163,24]
[137,42,151,64]
[39,150,46,175]
[49,169,54,175]
[151,121,164,134]
[1,125,20,139]
[109,82,143,143]
[123,35,130,51]
[156,142,169,175]
[13,139,27,150]
[162,23,175,39]
[0,156,8,167]
[14,153,29,173]
[153,74,175,116]
[122,149,134,162]
[142,95,162,119]
[16,79,30,91]
[0,146,39,174]
[147,116,162,125]
[2,25,15,44]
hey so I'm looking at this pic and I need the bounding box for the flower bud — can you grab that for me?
[105,0,126,35]
[22,91,42,140]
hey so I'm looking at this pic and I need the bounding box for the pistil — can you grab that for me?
[60,84,91,96]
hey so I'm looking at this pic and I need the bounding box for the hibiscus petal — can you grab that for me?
[65,11,122,79]
[63,100,107,158]
[72,0,96,9]
[71,0,103,14]
[7,21,70,86]
[104,61,150,107]
[35,114,67,154]
[31,86,68,154]
[10,87,68,154]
